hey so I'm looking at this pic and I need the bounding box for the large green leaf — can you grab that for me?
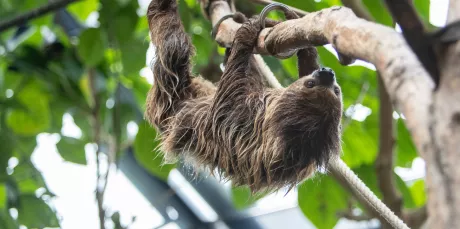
[396,119,418,167]
[0,184,6,209]
[0,210,18,229]
[362,0,393,26]
[413,0,430,26]
[298,175,349,229]
[56,136,87,165]
[6,81,51,136]
[0,132,13,179]
[341,120,378,168]
[112,3,139,45]
[67,0,99,22]
[395,174,416,209]
[409,179,426,207]
[231,185,268,210]
[17,194,59,228]
[133,121,175,181]
[12,162,47,194]
[120,37,148,75]
[77,28,107,67]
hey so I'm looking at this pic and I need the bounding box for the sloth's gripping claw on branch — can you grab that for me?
[258,2,320,77]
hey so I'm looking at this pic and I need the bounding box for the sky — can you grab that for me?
[11,0,449,228]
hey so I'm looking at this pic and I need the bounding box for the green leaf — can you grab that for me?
[12,162,47,194]
[409,179,426,207]
[6,81,51,136]
[341,121,378,168]
[130,76,152,110]
[112,4,139,45]
[298,175,349,229]
[231,185,268,210]
[17,194,59,228]
[0,184,6,209]
[120,38,148,75]
[133,121,175,181]
[0,210,18,229]
[0,132,13,178]
[395,174,416,209]
[396,119,418,167]
[68,0,99,22]
[56,136,87,165]
[77,28,107,67]
[413,0,430,25]
[362,0,393,26]
[192,34,214,67]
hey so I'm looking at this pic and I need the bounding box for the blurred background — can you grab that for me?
[0,0,448,228]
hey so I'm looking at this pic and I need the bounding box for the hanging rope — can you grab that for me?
[330,159,410,229]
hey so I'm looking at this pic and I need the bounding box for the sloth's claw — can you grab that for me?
[258,2,299,29]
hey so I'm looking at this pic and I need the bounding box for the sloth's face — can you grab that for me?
[289,67,342,101]
[283,67,343,120]
[302,67,341,98]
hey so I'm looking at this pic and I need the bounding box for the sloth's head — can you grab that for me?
[262,67,343,186]
[289,67,342,101]
[284,67,343,117]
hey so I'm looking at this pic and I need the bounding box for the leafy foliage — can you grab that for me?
[298,175,349,229]
[0,0,429,228]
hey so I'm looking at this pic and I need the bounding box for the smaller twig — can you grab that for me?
[403,205,427,229]
[88,68,106,229]
[0,0,80,33]
[249,0,308,16]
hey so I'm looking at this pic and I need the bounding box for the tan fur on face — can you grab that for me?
[146,0,343,192]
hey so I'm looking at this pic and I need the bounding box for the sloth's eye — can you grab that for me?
[334,87,340,95]
[306,81,315,88]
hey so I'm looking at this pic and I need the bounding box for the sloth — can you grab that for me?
[145,0,343,192]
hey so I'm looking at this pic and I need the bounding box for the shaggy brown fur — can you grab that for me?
[145,0,343,192]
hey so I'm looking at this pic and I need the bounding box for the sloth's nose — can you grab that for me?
[314,67,335,86]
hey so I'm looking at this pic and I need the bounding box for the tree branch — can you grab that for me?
[376,73,402,225]
[0,0,81,33]
[403,205,427,229]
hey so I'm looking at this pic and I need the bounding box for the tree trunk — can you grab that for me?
[427,1,460,228]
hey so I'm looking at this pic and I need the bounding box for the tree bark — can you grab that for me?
[427,1,460,228]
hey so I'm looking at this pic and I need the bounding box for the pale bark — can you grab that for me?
[427,1,460,228]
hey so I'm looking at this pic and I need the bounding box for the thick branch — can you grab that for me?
[210,1,434,161]
[427,1,460,228]
[0,0,80,33]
